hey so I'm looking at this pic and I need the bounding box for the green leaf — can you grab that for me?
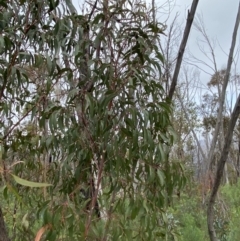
[100,92,117,109]
[46,55,53,74]
[45,230,57,241]
[3,186,8,199]
[11,174,52,187]
[92,13,104,24]
[54,19,61,36]
[0,0,8,8]
[65,0,77,14]
[48,0,59,12]
[0,36,4,52]
[157,169,165,186]
[156,50,164,63]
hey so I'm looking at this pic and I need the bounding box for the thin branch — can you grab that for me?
[88,0,99,22]
[3,104,36,140]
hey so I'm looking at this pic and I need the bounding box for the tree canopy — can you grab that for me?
[2,1,240,241]
[0,0,186,240]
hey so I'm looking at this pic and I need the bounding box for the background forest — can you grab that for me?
[0,0,240,241]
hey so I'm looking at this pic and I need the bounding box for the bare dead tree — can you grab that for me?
[168,0,199,101]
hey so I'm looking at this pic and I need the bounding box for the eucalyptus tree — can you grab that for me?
[0,0,186,240]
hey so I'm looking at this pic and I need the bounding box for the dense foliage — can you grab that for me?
[0,0,186,240]
[1,0,240,241]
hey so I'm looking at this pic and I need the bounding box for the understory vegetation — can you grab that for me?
[2,181,240,240]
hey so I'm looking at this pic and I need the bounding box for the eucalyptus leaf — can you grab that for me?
[11,174,52,187]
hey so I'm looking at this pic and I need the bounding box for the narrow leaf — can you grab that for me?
[11,174,52,187]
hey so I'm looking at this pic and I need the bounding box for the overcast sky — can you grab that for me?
[170,0,240,67]
[155,0,240,105]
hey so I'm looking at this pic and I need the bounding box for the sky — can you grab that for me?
[155,0,240,107]
[169,0,240,68]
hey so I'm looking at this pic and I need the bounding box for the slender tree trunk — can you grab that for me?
[0,206,11,241]
[207,94,240,241]
[168,0,199,101]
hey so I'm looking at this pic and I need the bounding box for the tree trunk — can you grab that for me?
[207,94,240,241]
[168,0,199,101]
[0,206,10,241]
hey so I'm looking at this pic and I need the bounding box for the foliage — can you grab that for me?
[172,192,208,241]
[221,181,240,241]
[0,0,185,240]
[171,181,240,241]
